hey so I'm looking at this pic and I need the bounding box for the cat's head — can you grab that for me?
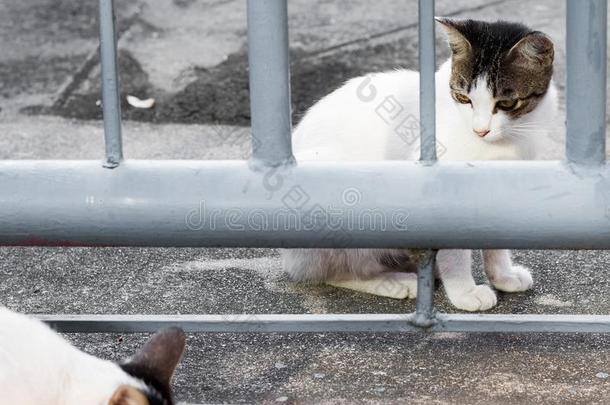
[110,327,186,405]
[437,18,554,142]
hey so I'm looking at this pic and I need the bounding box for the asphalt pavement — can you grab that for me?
[0,0,609,403]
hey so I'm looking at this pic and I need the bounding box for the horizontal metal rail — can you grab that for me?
[1,160,610,249]
[38,313,610,333]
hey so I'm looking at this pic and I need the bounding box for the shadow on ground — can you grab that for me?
[27,37,448,126]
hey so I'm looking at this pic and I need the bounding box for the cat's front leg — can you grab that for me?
[483,249,533,292]
[437,249,497,311]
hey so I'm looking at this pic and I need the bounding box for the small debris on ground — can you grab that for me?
[126,95,155,109]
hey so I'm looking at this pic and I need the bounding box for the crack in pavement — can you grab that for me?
[53,2,146,108]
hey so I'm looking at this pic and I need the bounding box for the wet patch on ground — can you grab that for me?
[25,50,155,121]
[26,33,450,126]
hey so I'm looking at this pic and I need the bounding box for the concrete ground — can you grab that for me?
[0,0,609,403]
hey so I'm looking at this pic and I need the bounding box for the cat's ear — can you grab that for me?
[506,31,554,68]
[127,327,186,386]
[109,385,149,405]
[435,17,472,59]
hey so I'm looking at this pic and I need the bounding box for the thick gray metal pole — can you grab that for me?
[247,0,295,169]
[566,0,607,166]
[418,0,437,162]
[98,0,124,168]
[3,161,610,248]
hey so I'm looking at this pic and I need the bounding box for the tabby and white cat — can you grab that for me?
[282,19,558,311]
[0,307,185,405]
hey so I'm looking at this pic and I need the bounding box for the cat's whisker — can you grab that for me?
[512,120,550,125]
[510,122,552,129]
[511,125,547,129]
[508,125,547,131]
[495,129,532,140]
[506,128,537,133]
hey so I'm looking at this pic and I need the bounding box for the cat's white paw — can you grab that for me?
[448,285,497,312]
[490,265,534,292]
[327,272,417,299]
[374,272,418,299]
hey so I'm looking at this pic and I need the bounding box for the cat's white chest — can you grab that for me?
[435,121,525,161]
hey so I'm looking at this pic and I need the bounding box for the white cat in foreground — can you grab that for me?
[0,307,185,405]
[282,19,558,311]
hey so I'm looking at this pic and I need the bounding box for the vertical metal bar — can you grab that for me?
[413,0,438,328]
[566,0,607,166]
[98,0,123,168]
[418,0,437,162]
[413,250,437,327]
[247,0,295,169]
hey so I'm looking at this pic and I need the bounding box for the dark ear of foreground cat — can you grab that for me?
[118,327,187,405]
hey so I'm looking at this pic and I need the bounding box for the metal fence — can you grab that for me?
[6,0,610,333]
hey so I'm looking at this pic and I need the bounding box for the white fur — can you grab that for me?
[328,272,418,300]
[283,59,558,311]
[0,307,146,405]
[469,76,495,136]
[293,60,557,162]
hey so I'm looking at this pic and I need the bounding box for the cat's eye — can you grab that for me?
[453,93,471,104]
[496,99,519,111]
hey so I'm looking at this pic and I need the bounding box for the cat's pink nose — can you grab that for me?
[474,129,490,137]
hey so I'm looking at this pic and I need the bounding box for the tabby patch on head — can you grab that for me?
[437,18,554,138]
